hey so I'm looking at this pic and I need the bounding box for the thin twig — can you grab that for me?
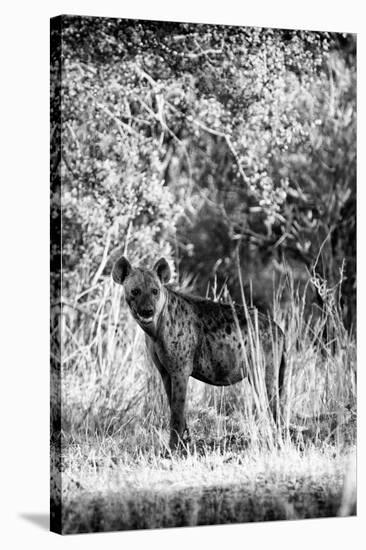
[135,66,250,187]
[88,94,141,139]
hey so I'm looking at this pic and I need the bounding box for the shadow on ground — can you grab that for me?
[62,482,347,534]
[20,514,49,531]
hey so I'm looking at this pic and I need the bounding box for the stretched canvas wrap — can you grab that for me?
[50,15,357,535]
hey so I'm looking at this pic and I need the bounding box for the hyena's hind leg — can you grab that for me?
[264,331,286,426]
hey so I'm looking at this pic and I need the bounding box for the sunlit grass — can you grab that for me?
[52,271,356,533]
[60,440,355,533]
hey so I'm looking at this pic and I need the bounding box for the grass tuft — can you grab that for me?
[52,270,356,533]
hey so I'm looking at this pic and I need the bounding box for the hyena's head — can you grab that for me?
[112,256,171,330]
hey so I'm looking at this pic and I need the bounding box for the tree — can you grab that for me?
[53,16,356,328]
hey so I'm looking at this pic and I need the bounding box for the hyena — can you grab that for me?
[112,256,285,450]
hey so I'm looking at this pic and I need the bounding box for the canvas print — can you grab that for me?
[50,15,356,534]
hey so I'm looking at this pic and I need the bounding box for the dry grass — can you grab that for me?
[51,272,357,534]
[60,444,355,533]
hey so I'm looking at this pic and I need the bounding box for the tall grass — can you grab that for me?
[51,266,356,532]
[56,267,356,453]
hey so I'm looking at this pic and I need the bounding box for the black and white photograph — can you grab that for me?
[50,13,357,536]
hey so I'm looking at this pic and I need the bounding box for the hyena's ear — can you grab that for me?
[153,258,171,284]
[112,256,132,285]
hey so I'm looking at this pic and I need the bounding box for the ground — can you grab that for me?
[59,435,355,534]
[53,287,357,534]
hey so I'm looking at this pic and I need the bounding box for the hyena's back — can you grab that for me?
[165,289,283,390]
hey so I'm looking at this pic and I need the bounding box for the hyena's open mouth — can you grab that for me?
[136,313,154,325]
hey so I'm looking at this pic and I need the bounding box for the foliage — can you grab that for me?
[50,19,357,531]
[56,16,356,328]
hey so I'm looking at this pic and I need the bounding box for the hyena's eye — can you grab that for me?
[131,288,140,297]
[151,288,159,296]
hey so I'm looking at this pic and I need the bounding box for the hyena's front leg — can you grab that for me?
[169,373,189,450]
[152,357,190,445]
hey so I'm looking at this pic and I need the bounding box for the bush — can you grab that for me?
[52,17,355,328]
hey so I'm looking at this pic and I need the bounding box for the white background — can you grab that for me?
[0,1,364,548]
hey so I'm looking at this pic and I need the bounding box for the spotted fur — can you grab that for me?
[113,256,285,450]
